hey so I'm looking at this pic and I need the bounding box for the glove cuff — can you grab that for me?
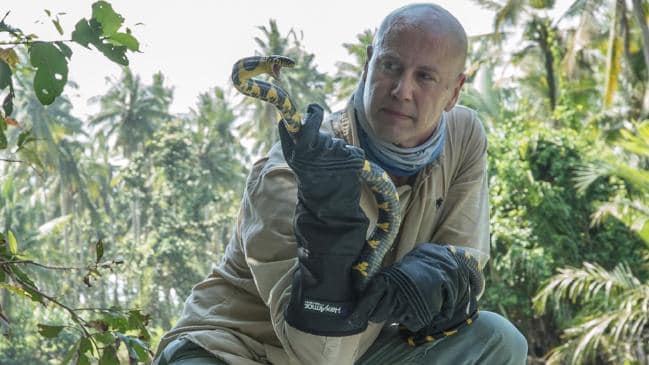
[285,267,368,336]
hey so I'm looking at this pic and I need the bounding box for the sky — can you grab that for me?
[2,1,559,118]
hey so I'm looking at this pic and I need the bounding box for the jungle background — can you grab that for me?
[1,0,649,364]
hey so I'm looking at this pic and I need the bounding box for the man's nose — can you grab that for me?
[390,75,414,101]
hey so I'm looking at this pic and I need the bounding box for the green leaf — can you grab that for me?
[7,230,17,255]
[93,332,115,345]
[76,353,90,365]
[17,129,33,149]
[108,32,139,51]
[98,345,119,365]
[0,269,5,283]
[0,60,10,90]
[56,41,73,59]
[92,1,124,37]
[95,240,104,263]
[117,333,149,361]
[78,337,94,356]
[3,91,13,116]
[71,19,101,49]
[29,41,69,105]
[0,127,6,150]
[52,18,64,35]
[96,42,128,66]
[0,283,33,300]
[9,264,36,289]
[127,336,150,361]
[37,324,64,338]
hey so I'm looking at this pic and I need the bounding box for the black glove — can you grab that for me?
[355,244,482,337]
[282,104,370,336]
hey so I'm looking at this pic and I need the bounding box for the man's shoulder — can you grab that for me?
[446,104,480,127]
[446,105,485,139]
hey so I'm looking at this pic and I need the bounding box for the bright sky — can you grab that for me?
[3,1,565,118]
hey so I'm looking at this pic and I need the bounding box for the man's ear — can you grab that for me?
[444,73,466,112]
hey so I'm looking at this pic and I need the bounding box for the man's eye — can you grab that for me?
[418,72,435,82]
[382,61,398,72]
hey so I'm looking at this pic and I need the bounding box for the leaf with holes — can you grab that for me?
[96,42,128,66]
[56,42,73,59]
[29,42,69,105]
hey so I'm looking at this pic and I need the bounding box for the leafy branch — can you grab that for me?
[0,1,140,152]
[1,233,152,364]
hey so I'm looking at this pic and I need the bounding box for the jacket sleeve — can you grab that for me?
[431,112,490,270]
[239,144,365,365]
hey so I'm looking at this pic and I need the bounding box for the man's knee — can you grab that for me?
[477,311,528,363]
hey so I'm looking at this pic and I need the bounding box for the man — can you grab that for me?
[155,3,528,364]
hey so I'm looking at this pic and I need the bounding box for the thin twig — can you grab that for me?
[0,259,122,271]
[7,272,92,338]
[0,158,23,163]
[0,38,74,46]
[0,260,81,271]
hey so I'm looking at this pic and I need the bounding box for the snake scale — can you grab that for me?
[231,55,481,345]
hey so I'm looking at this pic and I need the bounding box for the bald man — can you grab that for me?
[154,3,528,365]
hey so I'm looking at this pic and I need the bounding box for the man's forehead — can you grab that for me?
[379,27,457,55]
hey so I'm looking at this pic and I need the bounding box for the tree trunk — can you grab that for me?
[631,0,649,113]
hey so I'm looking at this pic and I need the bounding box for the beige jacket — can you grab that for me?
[154,102,490,365]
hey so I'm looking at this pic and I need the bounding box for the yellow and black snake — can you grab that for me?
[231,55,481,345]
[231,55,401,293]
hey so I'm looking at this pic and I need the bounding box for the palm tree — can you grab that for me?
[90,68,173,158]
[333,29,374,104]
[534,120,649,364]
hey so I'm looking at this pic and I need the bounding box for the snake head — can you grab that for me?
[270,63,282,80]
[266,55,295,80]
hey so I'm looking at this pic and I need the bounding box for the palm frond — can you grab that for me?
[533,262,641,315]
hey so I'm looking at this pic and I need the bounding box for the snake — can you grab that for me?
[231,55,400,293]
[231,55,482,345]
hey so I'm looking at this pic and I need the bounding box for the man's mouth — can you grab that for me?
[382,108,413,120]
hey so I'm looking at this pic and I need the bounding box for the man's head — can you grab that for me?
[361,3,467,148]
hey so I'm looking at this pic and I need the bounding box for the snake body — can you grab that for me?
[231,55,401,292]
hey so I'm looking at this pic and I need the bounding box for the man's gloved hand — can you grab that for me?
[355,244,482,337]
[281,104,370,336]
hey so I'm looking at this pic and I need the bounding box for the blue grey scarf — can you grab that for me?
[353,83,446,177]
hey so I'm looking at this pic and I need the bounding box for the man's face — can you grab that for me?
[362,25,465,148]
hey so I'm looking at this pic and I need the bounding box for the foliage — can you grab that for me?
[480,99,647,357]
[333,29,374,103]
[533,120,649,364]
